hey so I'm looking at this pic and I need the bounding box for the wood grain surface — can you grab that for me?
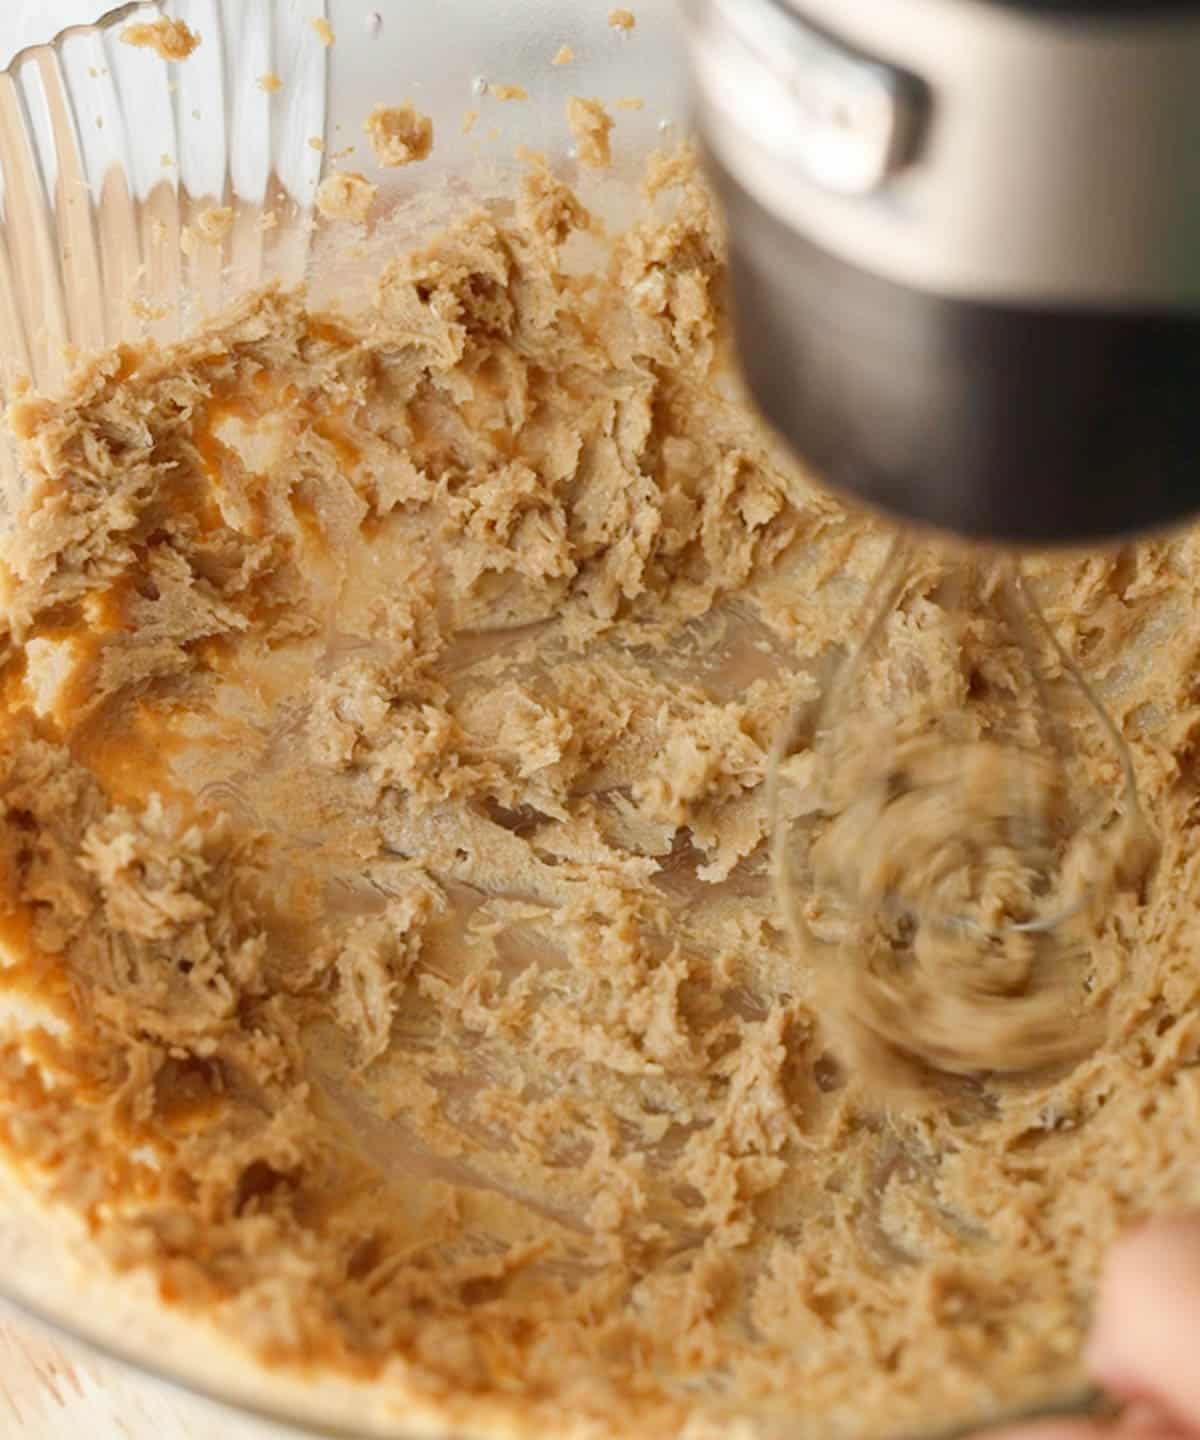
[0,1317,292,1439]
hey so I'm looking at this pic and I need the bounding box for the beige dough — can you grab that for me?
[0,149,1199,1440]
[567,97,615,169]
[180,205,235,257]
[316,171,378,224]
[364,104,434,169]
[120,17,201,61]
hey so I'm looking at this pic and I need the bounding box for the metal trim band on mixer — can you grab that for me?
[684,0,1200,309]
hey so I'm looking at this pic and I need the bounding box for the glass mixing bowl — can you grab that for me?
[0,4,1120,1439]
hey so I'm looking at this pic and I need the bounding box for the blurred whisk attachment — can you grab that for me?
[768,539,1149,1083]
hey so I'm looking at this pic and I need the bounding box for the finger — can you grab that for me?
[1086,1215,1200,1427]
[983,1422,1108,1440]
[984,1420,1184,1440]
[1125,1401,1191,1435]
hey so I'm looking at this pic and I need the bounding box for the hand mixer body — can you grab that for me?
[684,0,1200,546]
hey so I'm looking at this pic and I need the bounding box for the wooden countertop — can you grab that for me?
[0,1317,289,1439]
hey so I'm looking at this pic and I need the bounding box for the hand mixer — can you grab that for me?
[682,7,1194,1429]
[680,0,1184,1036]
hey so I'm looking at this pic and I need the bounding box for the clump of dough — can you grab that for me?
[120,17,201,61]
[328,882,446,1065]
[363,103,434,168]
[516,149,592,251]
[180,204,234,256]
[129,297,169,322]
[609,7,637,30]
[489,84,529,102]
[311,16,335,45]
[552,44,574,66]
[567,96,614,169]
[258,72,283,93]
[315,171,377,224]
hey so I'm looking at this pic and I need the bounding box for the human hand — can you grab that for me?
[994,1216,1200,1440]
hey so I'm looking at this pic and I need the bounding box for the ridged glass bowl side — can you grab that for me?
[0,0,326,501]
